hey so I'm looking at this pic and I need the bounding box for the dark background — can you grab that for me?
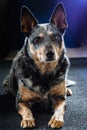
[0,0,87,57]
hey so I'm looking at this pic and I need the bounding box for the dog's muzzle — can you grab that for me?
[46,50,54,61]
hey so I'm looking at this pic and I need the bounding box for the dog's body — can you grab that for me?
[3,3,72,129]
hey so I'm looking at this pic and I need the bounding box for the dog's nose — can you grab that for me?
[46,51,54,59]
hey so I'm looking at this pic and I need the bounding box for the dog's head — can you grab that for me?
[20,3,68,72]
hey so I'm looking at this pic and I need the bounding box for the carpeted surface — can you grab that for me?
[0,59,87,130]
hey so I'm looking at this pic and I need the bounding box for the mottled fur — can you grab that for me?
[3,2,71,129]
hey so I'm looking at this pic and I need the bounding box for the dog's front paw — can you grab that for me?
[48,115,64,129]
[20,118,35,128]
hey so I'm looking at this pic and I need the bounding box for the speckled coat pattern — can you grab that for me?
[3,2,71,129]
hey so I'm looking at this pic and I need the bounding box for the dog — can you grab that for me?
[3,2,72,129]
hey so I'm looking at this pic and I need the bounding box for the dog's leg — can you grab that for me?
[48,81,66,128]
[16,83,41,128]
[48,101,65,128]
[18,102,35,128]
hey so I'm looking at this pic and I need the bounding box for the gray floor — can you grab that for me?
[0,59,87,130]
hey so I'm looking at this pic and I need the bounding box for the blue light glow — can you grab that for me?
[79,0,87,2]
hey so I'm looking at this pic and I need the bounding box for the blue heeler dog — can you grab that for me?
[3,2,72,129]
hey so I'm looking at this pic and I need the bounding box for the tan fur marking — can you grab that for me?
[66,88,73,96]
[52,41,64,60]
[19,85,41,102]
[49,81,66,97]
[30,45,58,74]
[29,44,36,56]
[48,81,66,128]
[36,46,46,62]
[48,101,65,128]
[48,31,54,35]
[18,103,35,128]
[39,33,44,37]
[36,60,58,74]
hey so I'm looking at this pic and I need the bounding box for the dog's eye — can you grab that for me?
[50,34,59,41]
[51,34,58,41]
[33,36,43,44]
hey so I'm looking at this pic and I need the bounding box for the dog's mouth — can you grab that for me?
[46,58,55,62]
[46,57,55,62]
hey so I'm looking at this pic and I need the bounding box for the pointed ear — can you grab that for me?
[20,6,38,35]
[49,2,68,34]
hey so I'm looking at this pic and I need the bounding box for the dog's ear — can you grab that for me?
[49,2,68,34]
[20,6,38,35]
